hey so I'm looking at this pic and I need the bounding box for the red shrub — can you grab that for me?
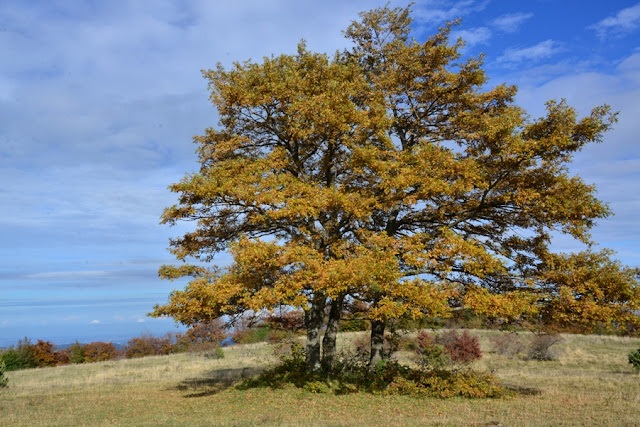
[125,333,174,358]
[443,331,482,363]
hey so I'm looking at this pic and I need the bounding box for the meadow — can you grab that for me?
[1,330,639,426]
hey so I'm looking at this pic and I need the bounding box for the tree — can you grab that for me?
[0,359,8,388]
[33,340,57,367]
[82,342,119,363]
[152,5,638,371]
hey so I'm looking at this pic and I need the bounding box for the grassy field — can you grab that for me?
[1,330,639,426]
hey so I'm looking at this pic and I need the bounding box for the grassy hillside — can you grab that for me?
[1,331,639,426]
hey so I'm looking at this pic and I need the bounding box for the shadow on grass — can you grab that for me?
[502,384,542,396]
[174,367,265,398]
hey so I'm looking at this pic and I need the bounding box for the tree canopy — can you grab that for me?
[151,5,639,371]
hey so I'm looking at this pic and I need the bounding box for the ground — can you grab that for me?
[1,330,639,426]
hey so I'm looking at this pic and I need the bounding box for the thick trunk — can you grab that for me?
[369,319,385,367]
[305,294,326,372]
[322,294,344,371]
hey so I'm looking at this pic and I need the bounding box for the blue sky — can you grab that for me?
[1,0,639,347]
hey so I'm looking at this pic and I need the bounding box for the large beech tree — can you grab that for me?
[152,6,639,371]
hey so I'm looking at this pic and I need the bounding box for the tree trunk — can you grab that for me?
[369,319,385,367]
[305,294,326,372]
[322,294,344,372]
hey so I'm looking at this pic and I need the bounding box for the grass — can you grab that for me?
[1,331,639,426]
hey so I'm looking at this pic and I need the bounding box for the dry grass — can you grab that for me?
[1,331,640,426]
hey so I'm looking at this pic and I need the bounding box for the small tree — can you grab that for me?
[0,359,8,388]
[82,342,119,362]
[68,341,85,364]
[628,346,640,372]
[33,340,57,367]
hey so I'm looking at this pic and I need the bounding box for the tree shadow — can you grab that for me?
[502,383,542,396]
[173,367,265,398]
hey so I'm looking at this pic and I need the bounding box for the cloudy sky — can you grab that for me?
[1,0,639,347]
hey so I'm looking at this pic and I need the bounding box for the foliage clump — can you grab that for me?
[490,333,526,358]
[82,342,120,362]
[0,338,37,371]
[414,331,450,369]
[628,346,640,372]
[0,359,8,388]
[440,330,483,363]
[525,333,563,361]
[238,344,507,399]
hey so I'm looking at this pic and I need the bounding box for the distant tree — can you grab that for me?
[82,342,119,363]
[0,359,8,388]
[124,333,174,358]
[152,4,637,373]
[33,340,57,367]
[68,341,85,364]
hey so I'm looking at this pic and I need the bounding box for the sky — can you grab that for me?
[1,0,639,347]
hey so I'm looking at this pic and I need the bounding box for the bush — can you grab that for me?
[628,347,640,372]
[526,333,563,361]
[0,338,37,371]
[265,311,304,334]
[239,351,508,398]
[185,321,227,345]
[33,340,58,367]
[125,333,174,358]
[232,324,271,344]
[490,333,525,358]
[414,331,450,369]
[82,342,120,362]
[0,359,8,388]
[68,341,85,364]
[352,333,398,361]
[438,330,482,364]
[204,346,225,360]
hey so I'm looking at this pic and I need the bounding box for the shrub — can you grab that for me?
[203,345,225,360]
[628,346,640,372]
[0,338,37,371]
[414,331,450,369]
[265,311,305,334]
[68,341,85,364]
[55,349,70,366]
[239,352,508,398]
[125,333,174,358]
[526,333,563,361]
[232,324,271,344]
[352,333,398,361]
[33,340,58,367]
[82,342,119,362]
[0,349,20,371]
[490,333,525,358]
[0,359,8,388]
[185,321,227,345]
[439,330,482,363]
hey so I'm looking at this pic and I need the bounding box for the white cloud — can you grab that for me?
[512,52,640,263]
[497,40,563,65]
[589,3,640,39]
[1,321,7,326]
[89,320,101,324]
[491,12,533,33]
[25,271,108,280]
[451,27,492,47]
[136,318,146,323]
[413,0,489,26]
